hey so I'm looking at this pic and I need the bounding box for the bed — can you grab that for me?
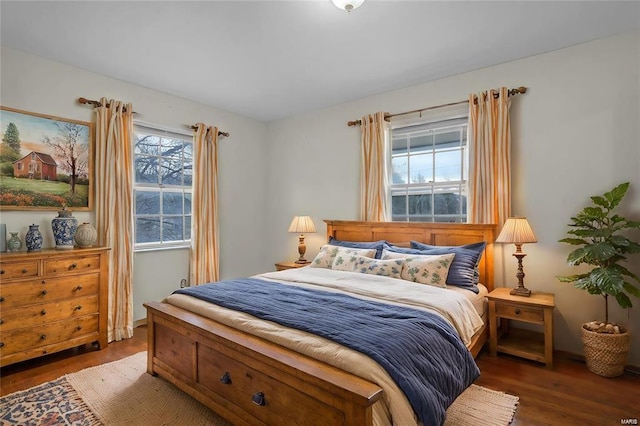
[144,220,496,426]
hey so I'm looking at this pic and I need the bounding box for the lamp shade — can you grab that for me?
[288,216,316,234]
[331,0,365,12]
[496,217,537,244]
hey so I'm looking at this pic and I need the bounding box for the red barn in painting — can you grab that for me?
[13,151,58,180]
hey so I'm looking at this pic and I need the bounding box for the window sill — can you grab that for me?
[134,244,190,254]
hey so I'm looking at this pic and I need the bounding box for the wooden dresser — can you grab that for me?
[0,247,109,367]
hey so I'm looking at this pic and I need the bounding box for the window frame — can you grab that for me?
[388,111,469,223]
[133,122,193,252]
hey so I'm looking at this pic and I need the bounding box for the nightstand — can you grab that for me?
[488,288,555,367]
[275,261,310,271]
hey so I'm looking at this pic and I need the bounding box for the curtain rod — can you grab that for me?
[78,97,229,137]
[346,86,527,127]
[78,97,138,114]
[190,125,229,138]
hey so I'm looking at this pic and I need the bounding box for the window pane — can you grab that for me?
[163,192,183,215]
[160,157,184,185]
[135,156,159,184]
[392,193,407,216]
[409,153,433,183]
[185,215,191,236]
[408,192,432,215]
[163,216,184,242]
[135,134,160,155]
[183,160,193,186]
[136,217,160,243]
[135,190,160,215]
[391,156,408,184]
[434,189,462,215]
[161,138,184,158]
[434,149,461,182]
[185,193,192,215]
[410,134,433,152]
[184,142,193,161]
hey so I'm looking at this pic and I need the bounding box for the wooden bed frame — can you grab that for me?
[145,220,496,426]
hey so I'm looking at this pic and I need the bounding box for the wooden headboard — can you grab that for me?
[324,220,496,291]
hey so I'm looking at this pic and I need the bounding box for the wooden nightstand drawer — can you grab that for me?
[496,303,544,323]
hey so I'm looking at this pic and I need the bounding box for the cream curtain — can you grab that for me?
[190,123,220,285]
[468,87,512,229]
[360,112,389,221]
[94,98,134,342]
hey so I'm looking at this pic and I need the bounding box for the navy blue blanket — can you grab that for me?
[175,278,479,425]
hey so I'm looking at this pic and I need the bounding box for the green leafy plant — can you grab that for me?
[557,182,640,326]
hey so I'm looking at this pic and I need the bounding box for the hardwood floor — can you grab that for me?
[1,326,638,425]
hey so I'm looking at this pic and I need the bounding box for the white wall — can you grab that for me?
[266,31,640,366]
[0,47,271,323]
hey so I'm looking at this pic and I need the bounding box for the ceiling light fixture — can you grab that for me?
[331,0,365,13]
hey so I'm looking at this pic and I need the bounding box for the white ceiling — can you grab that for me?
[1,1,638,122]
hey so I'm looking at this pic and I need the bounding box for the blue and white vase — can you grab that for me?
[51,208,78,249]
[25,224,43,252]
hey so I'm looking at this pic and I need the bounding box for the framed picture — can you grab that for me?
[0,106,94,211]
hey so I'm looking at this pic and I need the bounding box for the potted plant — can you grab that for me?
[557,182,640,377]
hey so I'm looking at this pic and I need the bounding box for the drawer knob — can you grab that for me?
[515,308,521,315]
[70,263,77,269]
[0,342,4,348]
[41,334,47,340]
[22,269,28,273]
[0,297,4,302]
[41,309,47,315]
[41,280,46,284]
[75,305,82,311]
[0,319,3,325]
[252,392,265,406]
[77,325,82,331]
[220,372,231,385]
[0,270,4,275]
[41,290,48,295]
[75,285,83,291]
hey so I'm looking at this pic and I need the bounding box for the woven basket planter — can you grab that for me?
[581,324,630,377]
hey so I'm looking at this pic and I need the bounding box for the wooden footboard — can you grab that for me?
[144,301,383,426]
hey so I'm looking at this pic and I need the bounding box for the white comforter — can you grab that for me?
[165,268,484,426]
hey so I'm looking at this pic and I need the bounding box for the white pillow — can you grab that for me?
[400,253,456,288]
[309,245,376,269]
[332,255,404,279]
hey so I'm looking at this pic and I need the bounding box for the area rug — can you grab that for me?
[0,351,519,425]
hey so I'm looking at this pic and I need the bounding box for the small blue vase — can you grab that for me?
[25,224,43,252]
[51,208,78,249]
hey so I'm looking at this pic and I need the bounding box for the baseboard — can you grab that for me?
[133,318,147,328]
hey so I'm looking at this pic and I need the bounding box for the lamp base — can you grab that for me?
[294,259,309,264]
[510,286,532,297]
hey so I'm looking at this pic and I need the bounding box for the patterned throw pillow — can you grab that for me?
[309,245,376,269]
[332,255,404,279]
[382,250,455,288]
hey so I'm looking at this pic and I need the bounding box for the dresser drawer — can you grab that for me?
[0,314,99,356]
[43,255,101,276]
[0,261,39,280]
[197,344,343,426]
[0,273,99,306]
[0,295,99,331]
[496,303,544,323]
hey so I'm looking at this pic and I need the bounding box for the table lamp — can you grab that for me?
[288,216,316,264]
[496,217,538,297]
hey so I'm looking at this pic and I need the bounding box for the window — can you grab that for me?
[389,116,468,222]
[134,124,193,249]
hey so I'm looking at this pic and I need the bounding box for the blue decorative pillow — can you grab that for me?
[328,236,387,259]
[384,241,487,293]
